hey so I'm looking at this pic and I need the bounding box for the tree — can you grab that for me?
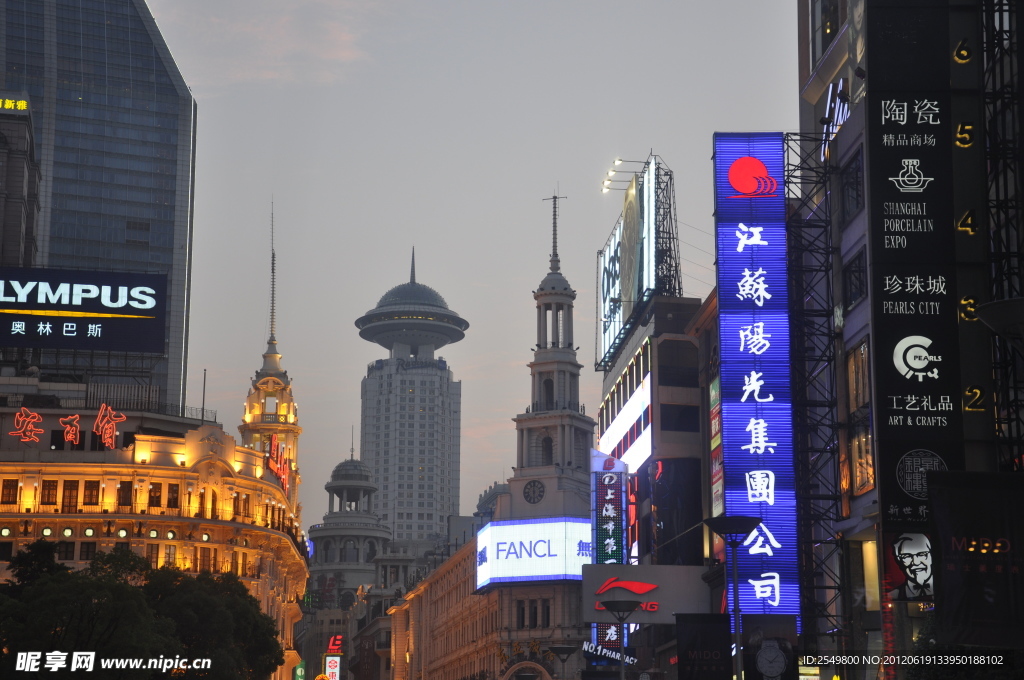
[144,568,283,680]
[0,543,283,680]
[0,546,176,679]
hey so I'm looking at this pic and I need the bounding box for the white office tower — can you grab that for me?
[354,251,468,555]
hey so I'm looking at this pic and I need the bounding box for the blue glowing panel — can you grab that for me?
[713,133,800,619]
[475,517,592,589]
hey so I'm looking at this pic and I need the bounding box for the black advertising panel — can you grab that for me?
[865,1,962,580]
[675,613,731,680]
[865,0,994,664]
[0,268,166,353]
[930,472,1024,649]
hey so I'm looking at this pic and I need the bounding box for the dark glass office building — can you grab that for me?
[1,0,195,406]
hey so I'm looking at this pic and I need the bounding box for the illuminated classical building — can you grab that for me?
[0,328,308,680]
[388,203,593,680]
[354,251,468,553]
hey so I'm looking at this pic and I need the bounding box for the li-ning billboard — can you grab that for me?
[475,517,591,589]
[598,162,658,368]
[0,268,167,353]
[712,133,799,619]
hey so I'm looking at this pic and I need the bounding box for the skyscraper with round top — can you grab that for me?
[354,251,467,552]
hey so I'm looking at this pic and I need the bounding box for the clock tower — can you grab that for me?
[503,197,596,519]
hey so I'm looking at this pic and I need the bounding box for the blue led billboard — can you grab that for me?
[713,133,799,619]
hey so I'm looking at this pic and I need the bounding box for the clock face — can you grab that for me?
[523,480,545,504]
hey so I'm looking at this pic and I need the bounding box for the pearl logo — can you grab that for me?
[893,335,941,381]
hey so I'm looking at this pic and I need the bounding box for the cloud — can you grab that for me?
[147,0,373,89]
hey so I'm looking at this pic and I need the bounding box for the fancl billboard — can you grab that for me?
[475,517,591,589]
[0,268,167,353]
[713,132,799,619]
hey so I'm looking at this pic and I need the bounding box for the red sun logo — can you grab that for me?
[728,156,778,197]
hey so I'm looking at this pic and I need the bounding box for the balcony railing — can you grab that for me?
[524,401,585,414]
[0,394,217,422]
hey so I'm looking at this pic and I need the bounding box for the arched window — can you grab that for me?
[366,541,377,562]
[541,437,554,466]
[342,539,358,562]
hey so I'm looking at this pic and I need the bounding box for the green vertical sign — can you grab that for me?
[293,660,306,680]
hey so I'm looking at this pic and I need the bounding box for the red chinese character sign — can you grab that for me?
[60,414,81,445]
[93,404,126,449]
[9,407,43,442]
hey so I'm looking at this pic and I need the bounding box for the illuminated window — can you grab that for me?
[116,481,132,507]
[811,0,844,67]
[849,415,874,495]
[167,484,180,509]
[61,480,79,514]
[148,483,162,507]
[41,480,58,505]
[0,480,17,504]
[83,481,100,505]
[165,544,176,568]
[847,341,871,411]
[846,342,874,495]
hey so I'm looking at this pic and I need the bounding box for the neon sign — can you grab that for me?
[60,414,81,445]
[93,404,126,450]
[9,407,43,442]
[713,133,799,620]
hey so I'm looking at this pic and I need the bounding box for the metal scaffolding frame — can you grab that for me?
[983,0,1024,471]
[785,133,845,649]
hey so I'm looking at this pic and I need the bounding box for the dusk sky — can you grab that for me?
[145,0,800,527]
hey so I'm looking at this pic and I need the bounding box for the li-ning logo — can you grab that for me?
[728,156,778,197]
[594,577,658,595]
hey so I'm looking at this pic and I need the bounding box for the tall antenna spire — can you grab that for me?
[410,247,416,284]
[542,194,566,272]
[270,200,277,342]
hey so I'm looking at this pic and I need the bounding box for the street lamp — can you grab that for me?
[545,644,577,679]
[600,600,641,680]
[704,515,763,680]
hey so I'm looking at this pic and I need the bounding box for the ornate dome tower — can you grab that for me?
[238,235,300,506]
[355,249,469,361]
[306,439,391,612]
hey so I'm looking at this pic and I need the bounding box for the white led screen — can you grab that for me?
[475,517,592,589]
